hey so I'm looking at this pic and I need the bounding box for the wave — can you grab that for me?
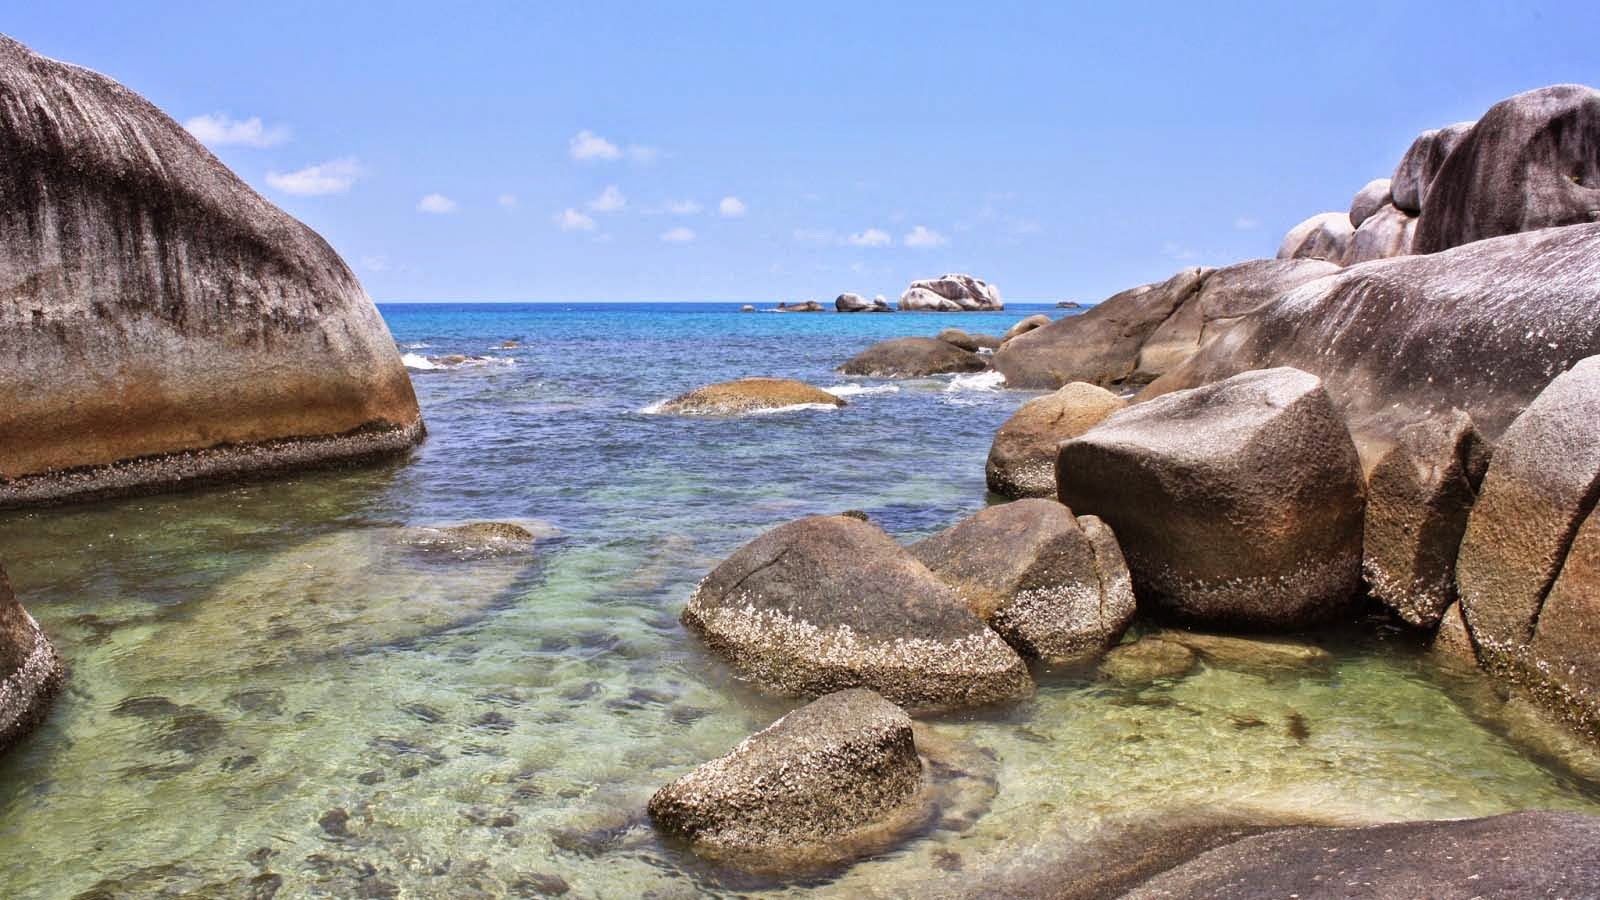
[638,399,669,415]
[402,352,442,371]
[402,341,432,350]
[746,402,843,415]
[823,383,901,398]
[638,400,842,416]
[403,353,516,372]
[944,370,1007,392]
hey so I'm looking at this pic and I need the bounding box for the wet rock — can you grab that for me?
[985,382,1125,498]
[356,769,386,786]
[1414,85,1600,253]
[1276,212,1354,262]
[1058,368,1366,629]
[401,521,545,558]
[511,872,571,896]
[1098,638,1198,684]
[400,703,447,724]
[0,35,422,508]
[898,274,1004,311]
[560,681,602,702]
[1391,121,1475,213]
[319,808,353,838]
[838,337,988,378]
[775,300,824,312]
[655,378,845,415]
[1348,177,1393,228]
[1341,203,1416,265]
[226,688,286,717]
[681,514,1031,710]
[0,563,64,754]
[474,711,514,732]
[1152,629,1333,671]
[1001,314,1052,344]
[648,689,926,869]
[936,328,1001,353]
[1362,410,1490,628]
[909,500,1135,661]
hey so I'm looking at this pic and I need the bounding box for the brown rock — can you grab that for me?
[937,328,1001,352]
[1099,637,1198,684]
[656,378,845,415]
[1390,121,1475,214]
[1341,203,1417,265]
[838,337,988,378]
[0,564,64,753]
[986,383,1125,499]
[1276,212,1354,262]
[1001,314,1052,344]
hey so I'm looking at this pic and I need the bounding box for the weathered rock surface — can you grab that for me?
[0,564,64,753]
[655,378,845,415]
[1058,368,1366,629]
[647,689,924,863]
[1121,811,1600,899]
[1348,177,1393,228]
[681,515,1031,710]
[1362,410,1489,628]
[1391,121,1474,214]
[399,520,549,559]
[1001,314,1051,344]
[1098,637,1198,684]
[1276,212,1354,262]
[836,293,890,312]
[775,300,824,312]
[1414,85,1600,253]
[0,35,422,508]
[1151,629,1333,670]
[909,500,1135,661]
[1147,223,1600,461]
[1341,203,1416,265]
[936,328,1001,352]
[898,274,1003,311]
[838,337,988,378]
[985,383,1125,498]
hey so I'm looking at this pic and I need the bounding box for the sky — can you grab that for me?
[9,2,1600,302]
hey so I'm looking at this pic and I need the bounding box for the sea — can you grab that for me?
[2,302,1598,897]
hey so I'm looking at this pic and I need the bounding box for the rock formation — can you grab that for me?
[838,337,988,378]
[1341,203,1417,265]
[1276,212,1353,262]
[936,328,1000,352]
[986,382,1124,498]
[898,274,1004,311]
[0,563,64,753]
[836,293,891,312]
[654,378,845,415]
[1348,177,1393,228]
[1391,121,1475,214]
[1001,314,1051,344]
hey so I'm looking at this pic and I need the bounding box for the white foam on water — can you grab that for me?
[823,383,901,398]
[745,402,843,415]
[402,352,442,370]
[944,370,1007,392]
[638,399,670,415]
[402,341,432,350]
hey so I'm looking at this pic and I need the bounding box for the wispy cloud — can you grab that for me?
[666,199,702,215]
[498,193,519,208]
[660,226,696,243]
[265,158,362,195]
[719,196,747,218]
[792,228,835,245]
[570,129,621,161]
[1162,241,1201,261]
[184,113,290,148]
[628,145,660,164]
[903,225,947,248]
[417,193,457,214]
[848,228,893,248]
[588,184,626,213]
[1234,216,1260,231]
[556,208,597,231]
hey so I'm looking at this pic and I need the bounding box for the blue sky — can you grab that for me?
[9,2,1600,302]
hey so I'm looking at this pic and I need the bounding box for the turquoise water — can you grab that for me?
[1,302,1598,898]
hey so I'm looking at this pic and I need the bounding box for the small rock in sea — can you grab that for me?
[739,304,755,312]
[319,808,353,838]
[933,849,965,871]
[356,769,386,785]
[1230,714,1267,730]
[1286,712,1311,743]
[1151,630,1333,671]
[838,509,870,521]
[226,688,287,717]
[473,711,514,732]
[510,872,571,897]
[654,377,845,415]
[837,336,988,378]
[399,702,446,724]
[500,340,519,348]
[667,705,708,726]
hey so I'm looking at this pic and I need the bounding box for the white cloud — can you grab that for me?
[848,228,893,248]
[1234,216,1260,230]
[667,199,702,215]
[498,193,519,208]
[588,184,626,212]
[1162,241,1201,261]
[660,226,696,243]
[903,225,948,248]
[556,208,597,231]
[719,196,747,217]
[359,255,388,272]
[792,228,835,245]
[417,193,457,214]
[265,158,362,195]
[628,145,660,164]
[184,113,289,148]
[570,129,621,161]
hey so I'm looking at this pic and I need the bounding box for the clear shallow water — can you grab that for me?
[1,302,1598,898]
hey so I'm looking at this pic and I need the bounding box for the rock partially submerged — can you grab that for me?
[1276,212,1353,262]
[681,515,1031,711]
[836,293,891,312]
[775,300,824,312]
[648,689,925,869]
[838,337,988,378]
[910,500,1135,662]
[0,35,422,508]
[986,383,1124,498]
[655,378,845,415]
[1058,368,1366,629]
[898,274,1004,311]
[0,564,64,753]
[936,328,1001,353]
[1098,637,1198,684]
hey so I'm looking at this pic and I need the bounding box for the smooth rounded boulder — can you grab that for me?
[1001,314,1052,344]
[681,515,1031,710]
[836,292,890,312]
[909,500,1135,661]
[1,564,65,753]
[838,337,988,378]
[0,35,422,508]
[986,382,1125,498]
[648,689,924,869]
[1341,203,1416,265]
[936,328,1001,352]
[1390,121,1475,213]
[1415,85,1600,253]
[1276,212,1354,263]
[1348,178,1393,228]
[655,378,845,415]
[1057,368,1366,629]
[898,274,1003,311]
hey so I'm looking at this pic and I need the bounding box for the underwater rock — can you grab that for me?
[0,35,422,508]
[837,337,988,378]
[681,514,1031,711]
[936,328,1001,353]
[1391,121,1475,213]
[1058,368,1366,629]
[909,500,1135,662]
[1098,637,1198,684]
[1151,629,1333,671]
[1348,177,1394,229]
[986,382,1124,498]
[1276,212,1354,263]
[654,378,845,415]
[1001,314,1052,344]
[399,520,547,559]
[0,563,64,753]
[898,274,1004,311]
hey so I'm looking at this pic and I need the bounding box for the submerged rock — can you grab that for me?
[1098,637,1198,684]
[648,689,925,867]
[681,515,1031,711]
[655,378,845,415]
[898,274,1003,311]
[1150,629,1333,670]
[1276,212,1354,263]
[909,500,1135,662]
[0,35,422,508]
[1058,368,1366,629]
[837,337,988,378]
[986,383,1125,499]
[400,521,547,558]
[0,564,64,753]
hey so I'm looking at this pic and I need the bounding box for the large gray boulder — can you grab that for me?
[1362,411,1489,629]
[898,274,1003,311]
[1276,212,1354,262]
[1147,223,1600,463]
[838,337,988,378]
[986,382,1125,498]
[909,500,1135,661]
[1415,85,1600,253]
[1058,368,1366,629]
[0,564,64,753]
[836,292,890,312]
[1348,177,1394,228]
[1341,203,1416,265]
[936,328,1001,352]
[648,689,924,866]
[1390,121,1475,214]
[681,515,1031,710]
[0,35,422,508]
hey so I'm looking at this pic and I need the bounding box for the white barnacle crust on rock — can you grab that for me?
[0,564,64,753]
